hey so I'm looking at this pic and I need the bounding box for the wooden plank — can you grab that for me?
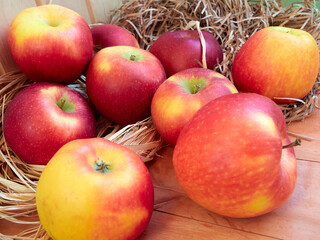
[138,210,278,240]
[88,0,122,23]
[287,109,320,162]
[46,0,91,23]
[0,0,36,73]
[47,0,122,24]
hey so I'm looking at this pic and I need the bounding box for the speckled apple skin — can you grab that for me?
[8,4,93,83]
[232,27,319,104]
[173,93,297,218]
[36,138,154,240]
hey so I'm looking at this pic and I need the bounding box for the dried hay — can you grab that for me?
[1,0,319,239]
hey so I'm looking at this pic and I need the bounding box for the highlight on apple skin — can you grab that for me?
[86,45,166,125]
[3,82,96,165]
[151,68,238,146]
[173,93,297,218]
[149,30,223,77]
[232,26,319,104]
[8,4,93,84]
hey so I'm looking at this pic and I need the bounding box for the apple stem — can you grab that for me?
[193,83,202,94]
[60,98,66,110]
[94,45,102,53]
[282,138,301,149]
[130,55,136,61]
[94,159,110,174]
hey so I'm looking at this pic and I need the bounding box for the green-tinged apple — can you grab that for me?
[151,68,238,145]
[36,138,154,240]
[173,93,297,218]
[3,83,96,165]
[149,30,223,77]
[86,46,166,125]
[91,24,139,52]
[8,4,93,84]
[232,26,319,103]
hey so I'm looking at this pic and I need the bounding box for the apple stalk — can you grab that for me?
[94,159,110,174]
[282,138,301,149]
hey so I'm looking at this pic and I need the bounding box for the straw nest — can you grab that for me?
[1,0,319,239]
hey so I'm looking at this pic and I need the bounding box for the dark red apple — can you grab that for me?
[149,30,223,77]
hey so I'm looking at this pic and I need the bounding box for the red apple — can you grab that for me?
[86,46,166,125]
[91,24,139,52]
[149,30,223,77]
[173,93,297,218]
[3,82,96,165]
[232,26,319,103]
[8,4,93,84]
[151,68,238,145]
[36,138,154,240]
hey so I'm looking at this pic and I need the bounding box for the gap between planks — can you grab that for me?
[152,209,281,240]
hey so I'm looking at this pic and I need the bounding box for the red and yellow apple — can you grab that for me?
[3,82,96,165]
[151,68,238,145]
[8,4,93,84]
[91,24,139,52]
[232,26,319,103]
[36,138,154,240]
[173,93,297,218]
[149,30,223,77]
[86,45,166,125]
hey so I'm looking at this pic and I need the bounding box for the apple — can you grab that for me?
[149,30,223,77]
[151,68,238,146]
[86,45,166,125]
[8,4,93,84]
[232,26,319,104]
[91,24,139,52]
[173,93,297,218]
[36,138,154,240]
[3,82,96,165]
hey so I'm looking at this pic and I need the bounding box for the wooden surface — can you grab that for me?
[1,106,319,239]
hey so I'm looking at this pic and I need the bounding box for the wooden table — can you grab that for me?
[1,107,319,239]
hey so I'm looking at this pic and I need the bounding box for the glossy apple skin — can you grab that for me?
[151,68,238,145]
[91,24,139,50]
[173,93,297,218]
[36,138,154,240]
[149,30,223,77]
[86,46,166,125]
[3,83,96,165]
[232,27,319,104]
[8,4,93,84]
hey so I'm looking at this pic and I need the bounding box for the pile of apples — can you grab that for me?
[3,4,319,240]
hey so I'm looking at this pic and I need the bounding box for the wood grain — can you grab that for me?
[287,109,320,162]
[137,211,278,240]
